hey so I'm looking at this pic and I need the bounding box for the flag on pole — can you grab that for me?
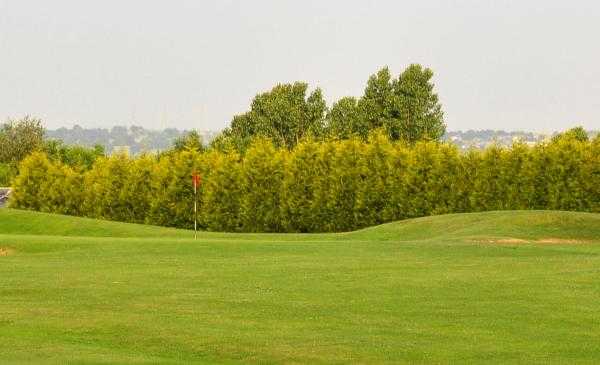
[192,174,201,189]
[192,173,201,239]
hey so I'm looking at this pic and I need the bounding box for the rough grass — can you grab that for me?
[1,209,600,364]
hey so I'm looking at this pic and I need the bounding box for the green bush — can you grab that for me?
[199,149,243,231]
[10,134,600,232]
[240,139,286,232]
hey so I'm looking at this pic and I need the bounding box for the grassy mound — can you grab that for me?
[1,209,600,363]
[0,208,186,238]
[350,210,600,242]
[2,208,599,242]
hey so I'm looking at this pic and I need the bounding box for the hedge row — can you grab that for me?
[10,135,600,232]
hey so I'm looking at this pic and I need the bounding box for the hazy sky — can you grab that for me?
[1,0,599,132]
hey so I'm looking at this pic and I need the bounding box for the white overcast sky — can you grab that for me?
[1,0,599,132]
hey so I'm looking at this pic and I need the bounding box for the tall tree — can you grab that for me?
[357,67,396,132]
[392,64,445,142]
[327,65,445,143]
[221,82,327,150]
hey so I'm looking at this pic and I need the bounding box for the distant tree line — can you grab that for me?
[10,130,599,232]
[46,125,196,154]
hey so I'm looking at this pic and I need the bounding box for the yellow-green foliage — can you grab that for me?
[11,136,600,232]
[148,150,202,229]
[82,153,133,221]
[9,152,81,215]
[240,139,286,232]
[120,154,157,224]
[281,139,323,232]
[199,149,243,231]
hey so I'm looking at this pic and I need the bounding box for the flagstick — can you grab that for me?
[194,180,197,240]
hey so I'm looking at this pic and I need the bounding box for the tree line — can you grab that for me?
[47,125,203,154]
[10,131,599,232]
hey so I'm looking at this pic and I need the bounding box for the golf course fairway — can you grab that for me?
[1,209,600,364]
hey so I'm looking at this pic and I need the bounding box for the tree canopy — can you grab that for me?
[43,140,105,170]
[327,65,445,142]
[217,64,446,151]
[219,82,327,150]
[552,126,589,142]
[172,130,205,152]
[0,116,45,165]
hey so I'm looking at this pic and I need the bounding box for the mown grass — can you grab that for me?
[1,209,600,364]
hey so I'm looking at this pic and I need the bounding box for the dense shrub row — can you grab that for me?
[10,134,599,232]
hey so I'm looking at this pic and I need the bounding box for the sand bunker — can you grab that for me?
[535,238,594,244]
[474,237,596,245]
[0,247,14,256]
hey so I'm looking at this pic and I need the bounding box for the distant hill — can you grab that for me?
[46,126,598,154]
[444,129,598,150]
[46,125,219,155]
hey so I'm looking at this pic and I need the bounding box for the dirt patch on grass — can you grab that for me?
[475,238,529,244]
[497,238,529,244]
[0,247,14,256]
[536,238,595,245]
[473,237,597,245]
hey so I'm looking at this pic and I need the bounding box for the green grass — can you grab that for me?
[1,209,600,364]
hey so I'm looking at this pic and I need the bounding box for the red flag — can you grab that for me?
[192,174,201,188]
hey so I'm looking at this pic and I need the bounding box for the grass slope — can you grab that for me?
[0,208,187,238]
[1,209,600,364]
